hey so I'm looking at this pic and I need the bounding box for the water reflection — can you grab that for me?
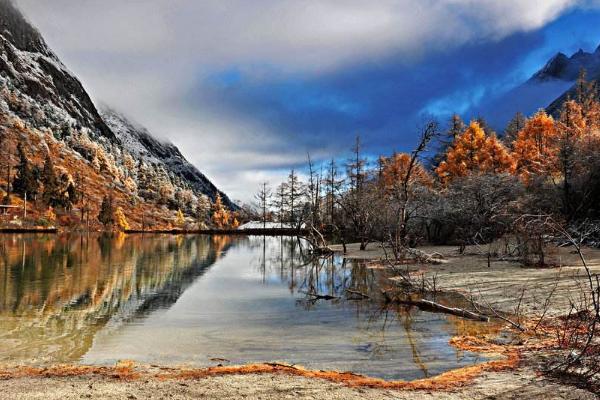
[0,234,230,363]
[0,234,489,380]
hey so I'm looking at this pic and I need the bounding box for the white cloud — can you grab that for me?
[16,0,585,71]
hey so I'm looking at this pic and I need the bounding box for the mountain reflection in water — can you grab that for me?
[0,234,490,380]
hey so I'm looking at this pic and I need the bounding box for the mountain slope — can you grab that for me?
[0,0,234,228]
[0,0,115,140]
[100,108,233,207]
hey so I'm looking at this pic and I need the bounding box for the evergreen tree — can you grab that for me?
[431,114,465,169]
[448,113,466,140]
[12,142,39,198]
[195,195,211,228]
[475,116,495,135]
[114,207,130,231]
[503,112,526,148]
[41,154,61,207]
[98,194,115,226]
[175,209,185,227]
[68,174,83,206]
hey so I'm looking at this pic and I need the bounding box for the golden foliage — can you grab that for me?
[175,209,185,227]
[381,152,432,191]
[45,207,56,223]
[436,122,515,183]
[481,134,516,175]
[512,110,558,182]
[114,207,130,231]
[211,194,230,229]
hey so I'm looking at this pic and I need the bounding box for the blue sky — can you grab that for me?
[15,0,600,201]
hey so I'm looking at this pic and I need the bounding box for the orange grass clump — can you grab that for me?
[0,363,139,381]
[156,354,519,391]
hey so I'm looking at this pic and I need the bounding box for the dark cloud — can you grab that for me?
[187,31,544,160]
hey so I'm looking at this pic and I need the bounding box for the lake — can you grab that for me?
[0,233,491,380]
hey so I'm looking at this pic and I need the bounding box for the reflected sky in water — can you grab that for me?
[0,234,490,380]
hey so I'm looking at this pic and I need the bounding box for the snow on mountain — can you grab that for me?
[0,0,234,211]
[530,46,600,84]
[100,108,234,207]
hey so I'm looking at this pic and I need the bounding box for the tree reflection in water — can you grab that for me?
[0,233,231,363]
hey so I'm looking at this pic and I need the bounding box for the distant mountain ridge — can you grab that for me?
[539,46,600,116]
[473,43,600,129]
[0,0,234,215]
[530,45,600,83]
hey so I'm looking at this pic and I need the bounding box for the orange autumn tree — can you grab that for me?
[114,207,130,231]
[436,121,514,183]
[381,152,432,192]
[512,110,558,182]
[481,134,517,174]
[211,194,231,228]
[231,212,240,229]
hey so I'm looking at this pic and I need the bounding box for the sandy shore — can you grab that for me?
[330,242,600,317]
[0,364,596,400]
[3,242,599,399]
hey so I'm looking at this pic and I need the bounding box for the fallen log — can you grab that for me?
[345,289,370,299]
[394,298,490,322]
[405,248,448,264]
[299,291,338,300]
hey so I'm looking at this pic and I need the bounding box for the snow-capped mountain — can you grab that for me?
[541,46,600,116]
[0,0,234,213]
[530,46,600,83]
[100,108,233,207]
[0,0,115,140]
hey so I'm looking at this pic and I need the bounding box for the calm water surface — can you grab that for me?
[0,234,490,380]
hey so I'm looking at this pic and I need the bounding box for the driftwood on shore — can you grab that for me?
[405,248,448,264]
[383,290,490,322]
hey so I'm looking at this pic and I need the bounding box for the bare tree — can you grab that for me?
[347,135,367,192]
[386,121,438,255]
[271,183,288,228]
[286,169,305,229]
[306,154,322,229]
[254,181,271,229]
[324,158,344,225]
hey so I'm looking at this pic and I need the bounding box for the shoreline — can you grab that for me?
[0,227,58,233]
[0,227,307,236]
